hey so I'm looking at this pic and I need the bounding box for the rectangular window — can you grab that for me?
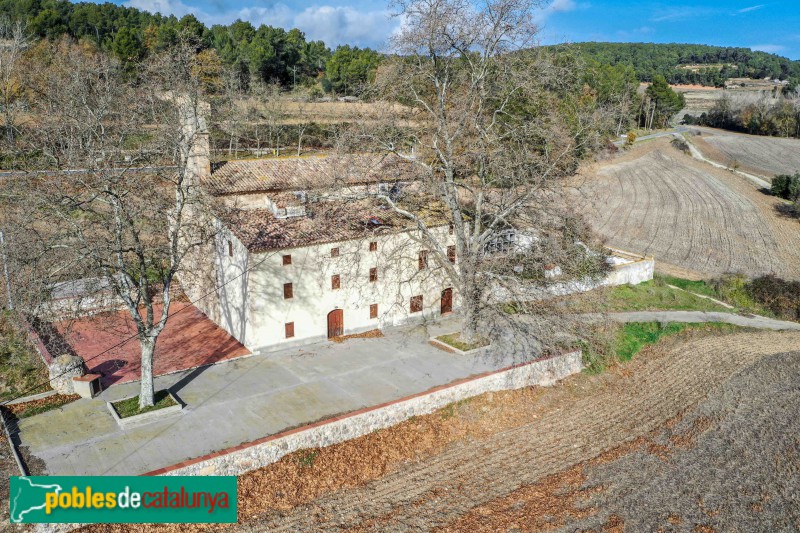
[370,304,378,319]
[369,241,377,252]
[449,224,454,235]
[418,250,428,270]
[282,254,292,266]
[369,267,378,282]
[227,241,233,257]
[331,247,340,258]
[447,245,456,263]
[285,322,295,338]
[410,295,423,313]
[331,274,341,290]
[283,283,293,299]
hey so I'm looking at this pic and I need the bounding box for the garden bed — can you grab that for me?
[107,390,182,429]
[430,333,490,355]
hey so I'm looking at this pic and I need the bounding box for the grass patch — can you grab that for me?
[581,321,743,374]
[435,333,489,352]
[0,312,51,402]
[296,449,319,468]
[111,390,177,419]
[655,274,718,298]
[553,278,731,314]
[616,322,741,362]
[5,394,80,419]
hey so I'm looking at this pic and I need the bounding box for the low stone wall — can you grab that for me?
[148,350,583,477]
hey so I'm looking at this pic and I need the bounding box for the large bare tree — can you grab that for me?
[340,0,610,347]
[4,39,215,407]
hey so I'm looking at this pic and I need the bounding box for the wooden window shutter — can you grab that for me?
[283,283,293,299]
[370,304,378,319]
[282,254,292,265]
[228,241,233,257]
[447,245,456,263]
[285,322,295,338]
[369,267,378,282]
[332,274,341,290]
[410,295,423,313]
[418,250,428,270]
[369,241,377,252]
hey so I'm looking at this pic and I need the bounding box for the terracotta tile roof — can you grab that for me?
[206,154,417,196]
[222,199,447,253]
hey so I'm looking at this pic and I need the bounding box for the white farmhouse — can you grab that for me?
[182,123,458,353]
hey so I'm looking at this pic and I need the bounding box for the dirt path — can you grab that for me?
[236,330,800,531]
[599,310,800,330]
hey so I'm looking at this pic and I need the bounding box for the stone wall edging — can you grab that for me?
[153,350,583,478]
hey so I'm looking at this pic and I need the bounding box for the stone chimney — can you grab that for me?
[182,98,211,187]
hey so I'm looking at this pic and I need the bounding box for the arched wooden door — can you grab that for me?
[327,309,344,338]
[441,288,453,315]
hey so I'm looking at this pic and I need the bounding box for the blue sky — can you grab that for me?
[117,0,800,58]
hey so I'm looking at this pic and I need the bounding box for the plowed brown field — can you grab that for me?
[690,127,800,178]
[233,330,800,531]
[573,139,800,280]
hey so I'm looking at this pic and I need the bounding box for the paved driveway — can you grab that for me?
[15,318,514,476]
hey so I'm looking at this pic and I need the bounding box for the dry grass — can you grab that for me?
[574,138,800,280]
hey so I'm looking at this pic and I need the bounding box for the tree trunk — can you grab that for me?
[139,336,156,408]
[460,275,481,344]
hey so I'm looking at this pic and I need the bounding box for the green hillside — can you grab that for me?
[549,42,800,87]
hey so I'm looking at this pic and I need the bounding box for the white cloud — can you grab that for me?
[293,6,398,48]
[549,0,577,13]
[750,44,786,53]
[737,4,765,14]
[124,0,197,18]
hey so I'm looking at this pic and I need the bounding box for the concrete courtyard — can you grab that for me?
[15,317,516,476]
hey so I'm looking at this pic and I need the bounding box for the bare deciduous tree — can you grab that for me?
[0,18,29,146]
[5,39,215,407]
[339,0,610,348]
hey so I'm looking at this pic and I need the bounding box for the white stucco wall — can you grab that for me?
[236,226,458,352]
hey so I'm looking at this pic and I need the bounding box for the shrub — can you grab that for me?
[626,131,636,145]
[771,173,800,202]
[712,273,759,310]
[670,137,690,154]
[745,275,800,321]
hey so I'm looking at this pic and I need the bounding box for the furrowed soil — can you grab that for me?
[221,330,800,531]
[689,126,800,179]
[573,138,800,280]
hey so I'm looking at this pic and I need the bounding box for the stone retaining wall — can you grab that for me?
[149,350,583,477]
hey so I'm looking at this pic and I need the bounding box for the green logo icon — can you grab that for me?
[10,476,237,524]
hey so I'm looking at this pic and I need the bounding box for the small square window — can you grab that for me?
[331,274,341,290]
[447,245,456,263]
[418,250,428,270]
[369,267,378,282]
[369,241,377,252]
[331,247,340,258]
[370,304,378,319]
[283,283,293,299]
[282,254,292,266]
[285,322,295,338]
[410,295,423,313]
[227,241,233,257]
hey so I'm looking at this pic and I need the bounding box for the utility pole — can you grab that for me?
[0,230,13,310]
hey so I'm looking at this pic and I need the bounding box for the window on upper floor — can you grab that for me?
[418,250,428,270]
[331,247,340,258]
[369,267,378,282]
[283,283,293,299]
[282,254,292,266]
[369,241,377,252]
[370,304,378,319]
[285,322,295,338]
[410,295,423,313]
[227,241,233,257]
[331,274,341,290]
[449,224,454,235]
[447,245,456,263]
